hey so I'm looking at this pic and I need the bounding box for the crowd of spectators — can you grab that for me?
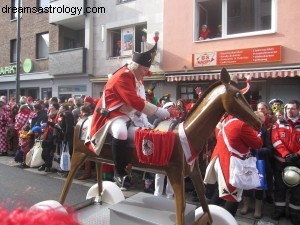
[0,95,111,178]
[0,92,299,224]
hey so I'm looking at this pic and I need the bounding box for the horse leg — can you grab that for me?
[59,150,87,204]
[189,161,212,224]
[95,162,103,203]
[168,170,186,225]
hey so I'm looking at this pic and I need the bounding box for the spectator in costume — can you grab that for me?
[85,32,171,190]
[0,99,9,156]
[204,115,262,216]
[240,111,273,219]
[269,98,284,114]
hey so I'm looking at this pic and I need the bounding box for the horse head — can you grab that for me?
[220,68,261,130]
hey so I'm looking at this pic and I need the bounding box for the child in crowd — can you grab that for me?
[19,124,32,168]
[38,123,55,172]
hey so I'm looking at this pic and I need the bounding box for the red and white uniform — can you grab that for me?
[204,115,262,202]
[85,66,156,155]
[14,108,34,135]
[272,117,300,162]
[0,107,9,153]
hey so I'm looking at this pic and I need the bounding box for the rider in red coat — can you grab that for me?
[85,35,170,189]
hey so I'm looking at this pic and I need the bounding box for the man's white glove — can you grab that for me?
[141,114,154,129]
[155,107,170,119]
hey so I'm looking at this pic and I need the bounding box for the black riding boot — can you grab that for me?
[112,138,130,190]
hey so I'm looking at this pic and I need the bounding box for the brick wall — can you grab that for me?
[0,0,58,73]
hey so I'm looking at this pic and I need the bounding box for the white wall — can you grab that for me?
[92,0,164,76]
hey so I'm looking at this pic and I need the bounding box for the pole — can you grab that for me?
[15,0,21,104]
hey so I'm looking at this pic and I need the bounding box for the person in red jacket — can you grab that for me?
[204,114,262,216]
[271,99,300,225]
[85,34,170,189]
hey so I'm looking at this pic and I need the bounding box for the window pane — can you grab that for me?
[227,0,272,35]
[37,33,49,58]
[196,0,273,40]
[198,0,222,39]
[111,29,121,57]
[10,39,17,63]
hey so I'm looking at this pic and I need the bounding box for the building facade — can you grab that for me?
[0,0,56,100]
[1,0,298,105]
[163,0,300,107]
[0,0,92,101]
[90,0,172,100]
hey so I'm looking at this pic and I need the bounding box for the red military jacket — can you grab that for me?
[210,115,263,201]
[86,66,148,153]
[272,117,300,162]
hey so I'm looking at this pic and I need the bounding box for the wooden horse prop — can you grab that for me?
[59,68,261,225]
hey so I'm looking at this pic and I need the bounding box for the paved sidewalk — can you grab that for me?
[0,155,292,225]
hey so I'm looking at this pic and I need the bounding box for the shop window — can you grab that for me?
[194,0,275,41]
[10,39,17,63]
[179,83,211,101]
[41,88,52,100]
[109,23,147,58]
[11,0,22,20]
[37,0,48,8]
[36,32,49,59]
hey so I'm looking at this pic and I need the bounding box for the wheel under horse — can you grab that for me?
[59,68,261,225]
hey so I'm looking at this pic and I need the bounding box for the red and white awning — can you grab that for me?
[166,69,300,82]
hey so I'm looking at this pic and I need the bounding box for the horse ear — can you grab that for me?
[220,68,230,84]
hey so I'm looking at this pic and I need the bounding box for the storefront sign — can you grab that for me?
[0,65,17,75]
[23,58,33,73]
[193,45,281,67]
[193,52,217,67]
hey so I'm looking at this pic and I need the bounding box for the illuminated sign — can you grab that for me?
[23,58,32,73]
[0,65,17,75]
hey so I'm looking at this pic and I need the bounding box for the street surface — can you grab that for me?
[0,155,292,225]
[0,163,89,209]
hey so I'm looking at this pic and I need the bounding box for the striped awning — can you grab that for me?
[166,69,300,82]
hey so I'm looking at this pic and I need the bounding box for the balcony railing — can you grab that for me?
[49,47,86,76]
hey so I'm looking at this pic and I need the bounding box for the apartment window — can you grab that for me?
[11,0,22,20]
[64,37,76,50]
[37,33,49,59]
[194,0,275,41]
[37,0,49,8]
[109,24,147,57]
[10,39,17,63]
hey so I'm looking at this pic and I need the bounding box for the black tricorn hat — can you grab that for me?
[132,32,159,68]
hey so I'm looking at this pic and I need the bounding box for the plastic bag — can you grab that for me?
[26,141,44,168]
[60,142,70,171]
[229,155,260,190]
[257,158,267,190]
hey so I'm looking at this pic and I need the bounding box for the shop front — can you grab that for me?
[166,45,300,109]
